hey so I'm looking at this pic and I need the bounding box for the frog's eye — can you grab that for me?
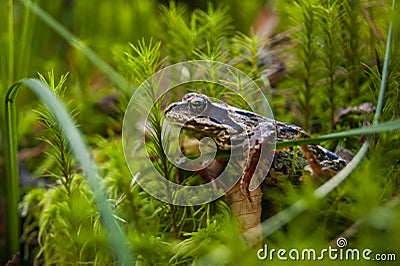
[189,96,208,114]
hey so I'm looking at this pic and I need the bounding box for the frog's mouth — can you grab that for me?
[183,119,227,133]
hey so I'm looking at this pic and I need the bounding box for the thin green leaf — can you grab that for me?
[275,118,400,149]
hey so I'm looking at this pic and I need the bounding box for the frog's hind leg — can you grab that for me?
[301,145,346,179]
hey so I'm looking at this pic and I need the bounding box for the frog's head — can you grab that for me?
[165,93,276,150]
[164,93,244,135]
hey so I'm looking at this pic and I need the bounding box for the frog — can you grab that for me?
[164,93,347,197]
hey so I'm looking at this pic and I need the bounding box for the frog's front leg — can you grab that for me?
[240,138,262,200]
[240,123,275,200]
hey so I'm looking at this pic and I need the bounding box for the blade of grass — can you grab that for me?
[19,0,131,94]
[7,0,14,85]
[18,0,35,77]
[3,0,17,257]
[4,78,135,263]
[275,118,400,149]
[373,0,395,124]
